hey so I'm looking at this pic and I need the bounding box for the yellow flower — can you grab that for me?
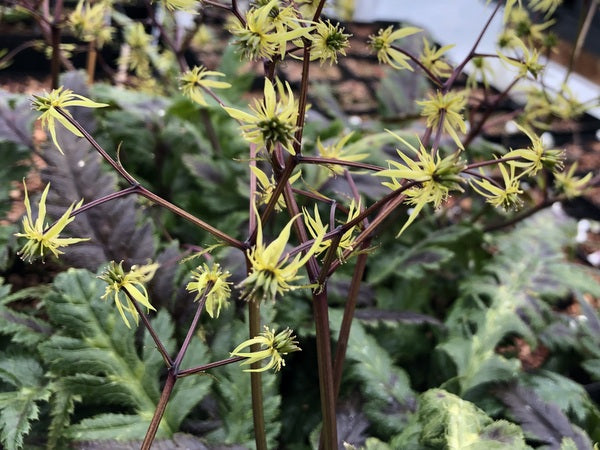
[368,26,422,71]
[506,6,554,46]
[224,78,298,154]
[99,261,158,328]
[122,23,153,77]
[231,326,300,372]
[179,66,231,106]
[467,56,494,89]
[250,165,302,211]
[529,0,562,18]
[416,90,467,150]
[15,181,88,262]
[68,0,113,48]
[186,263,232,318]
[316,132,369,175]
[303,199,361,261]
[550,84,587,121]
[310,20,351,65]
[32,87,108,154]
[419,37,454,79]
[230,0,312,61]
[238,206,324,302]
[376,132,464,236]
[554,163,592,199]
[162,0,198,13]
[505,123,564,176]
[470,163,523,210]
[498,37,544,78]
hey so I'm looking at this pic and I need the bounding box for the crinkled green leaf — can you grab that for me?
[418,389,529,450]
[0,356,50,450]
[330,309,416,436]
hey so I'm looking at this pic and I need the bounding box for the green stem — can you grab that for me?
[444,0,502,90]
[313,287,337,450]
[140,286,209,449]
[389,45,443,87]
[50,0,63,89]
[332,248,369,398]
[141,371,176,450]
[297,155,384,172]
[126,288,173,369]
[177,356,245,378]
[249,298,267,450]
[137,187,245,250]
[462,77,521,149]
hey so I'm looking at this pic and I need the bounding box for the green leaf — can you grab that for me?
[440,209,599,394]
[418,389,529,449]
[38,268,212,441]
[47,380,80,450]
[0,356,50,450]
[329,309,416,436]
[68,413,159,441]
[582,359,600,381]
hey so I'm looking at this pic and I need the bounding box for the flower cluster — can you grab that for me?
[179,66,231,107]
[303,200,361,261]
[376,132,465,236]
[229,0,312,61]
[238,207,323,303]
[99,261,158,328]
[505,123,564,176]
[32,87,108,154]
[311,20,351,66]
[368,26,422,71]
[419,37,454,79]
[471,162,523,210]
[316,132,369,176]
[186,263,232,319]
[224,78,298,154]
[417,90,468,150]
[251,165,302,211]
[68,0,113,48]
[231,326,301,372]
[15,181,88,262]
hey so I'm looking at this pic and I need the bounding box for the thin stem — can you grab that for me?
[125,287,173,368]
[564,0,598,83]
[69,186,140,218]
[484,199,552,232]
[86,40,97,84]
[50,0,64,89]
[462,76,520,148]
[173,287,210,369]
[138,187,246,251]
[55,108,139,185]
[0,41,39,68]
[332,248,368,398]
[247,141,265,450]
[142,371,176,450]
[54,110,245,249]
[297,155,384,172]
[462,168,503,188]
[140,285,210,449]
[292,43,313,155]
[313,288,337,450]
[178,356,245,378]
[311,0,328,21]
[445,0,502,89]
[465,155,521,170]
[249,298,267,450]
[390,45,443,87]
